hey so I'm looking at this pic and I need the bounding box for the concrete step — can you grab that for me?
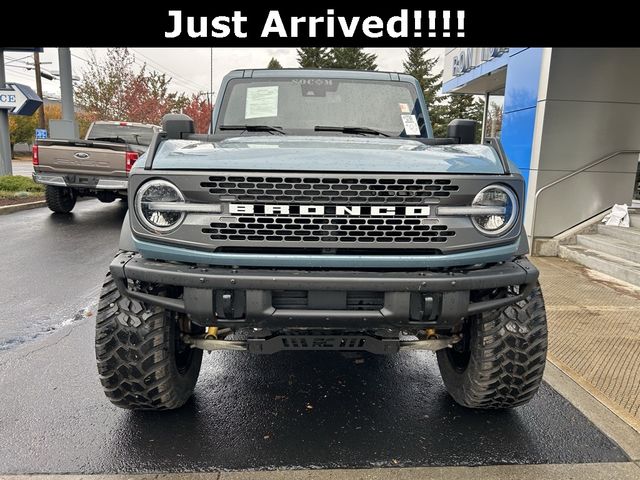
[576,233,640,264]
[558,244,640,287]
[597,224,640,244]
[630,213,640,228]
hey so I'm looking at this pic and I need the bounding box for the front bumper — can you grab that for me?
[110,252,539,329]
[33,173,128,190]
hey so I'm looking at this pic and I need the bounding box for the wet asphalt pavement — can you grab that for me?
[0,199,126,350]
[0,202,630,473]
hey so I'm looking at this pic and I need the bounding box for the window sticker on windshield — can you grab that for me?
[401,114,420,135]
[399,103,411,113]
[245,86,279,119]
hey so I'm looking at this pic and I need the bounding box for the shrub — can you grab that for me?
[0,175,45,193]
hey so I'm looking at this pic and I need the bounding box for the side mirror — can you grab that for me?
[447,119,477,144]
[162,113,194,140]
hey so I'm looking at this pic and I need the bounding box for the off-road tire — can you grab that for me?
[95,272,202,410]
[436,285,547,409]
[45,185,76,213]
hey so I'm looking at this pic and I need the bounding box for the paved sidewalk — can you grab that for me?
[533,256,640,432]
[11,159,33,177]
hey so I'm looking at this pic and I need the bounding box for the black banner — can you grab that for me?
[3,3,638,46]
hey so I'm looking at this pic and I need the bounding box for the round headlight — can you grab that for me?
[471,185,518,236]
[135,179,185,233]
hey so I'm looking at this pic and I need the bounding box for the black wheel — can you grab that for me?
[45,185,76,213]
[95,272,202,410]
[436,284,548,409]
[96,191,116,203]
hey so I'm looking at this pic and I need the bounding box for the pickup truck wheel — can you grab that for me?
[95,272,202,410]
[96,191,116,203]
[436,285,548,409]
[45,185,76,213]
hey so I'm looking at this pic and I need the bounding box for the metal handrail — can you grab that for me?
[531,149,640,239]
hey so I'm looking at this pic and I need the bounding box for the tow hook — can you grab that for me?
[425,328,438,340]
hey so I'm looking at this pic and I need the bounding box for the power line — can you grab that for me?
[4,54,32,65]
[70,53,90,64]
[64,48,206,95]
[129,55,203,94]
[3,67,36,82]
[131,49,205,91]
[130,48,207,92]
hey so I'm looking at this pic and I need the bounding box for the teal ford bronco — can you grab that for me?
[96,69,547,410]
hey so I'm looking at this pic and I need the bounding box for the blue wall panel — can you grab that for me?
[500,107,538,184]
[500,48,543,186]
[441,48,544,187]
[503,48,543,114]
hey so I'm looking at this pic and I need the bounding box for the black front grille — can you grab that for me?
[272,290,385,310]
[200,175,459,204]
[203,216,455,244]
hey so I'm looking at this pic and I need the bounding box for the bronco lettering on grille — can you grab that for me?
[229,204,431,216]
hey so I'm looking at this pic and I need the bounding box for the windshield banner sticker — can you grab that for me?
[245,86,279,119]
[401,114,420,135]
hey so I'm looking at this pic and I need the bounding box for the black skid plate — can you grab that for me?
[247,335,398,355]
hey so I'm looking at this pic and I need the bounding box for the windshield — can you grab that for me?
[217,77,428,137]
[87,123,155,146]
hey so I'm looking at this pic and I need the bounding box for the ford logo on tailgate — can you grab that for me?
[74,152,90,159]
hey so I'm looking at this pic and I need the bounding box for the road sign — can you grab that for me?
[35,128,47,139]
[0,83,42,116]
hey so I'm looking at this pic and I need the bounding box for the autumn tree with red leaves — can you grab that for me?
[183,94,214,133]
[75,49,189,125]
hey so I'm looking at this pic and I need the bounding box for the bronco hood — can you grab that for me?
[149,135,505,174]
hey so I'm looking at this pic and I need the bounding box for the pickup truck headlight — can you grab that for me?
[135,179,185,233]
[471,185,518,236]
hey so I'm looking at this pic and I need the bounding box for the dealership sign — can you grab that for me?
[450,47,509,77]
[0,83,42,116]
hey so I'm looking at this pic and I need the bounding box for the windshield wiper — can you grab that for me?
[220,124,285,135]
[314,125,390,137]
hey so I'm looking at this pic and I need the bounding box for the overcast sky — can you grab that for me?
[3,48,443,101]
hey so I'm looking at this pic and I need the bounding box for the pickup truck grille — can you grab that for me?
[200,175,459,204]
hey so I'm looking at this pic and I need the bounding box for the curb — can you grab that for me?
[0,200,46,215]
[544,361,640,461]
[1,462,640,480]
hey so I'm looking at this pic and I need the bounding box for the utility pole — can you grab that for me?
[58,48,74,123]
[33,52,46,130]
[0,50,12,176]
[50,48,78,139]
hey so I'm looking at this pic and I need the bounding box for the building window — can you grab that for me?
[484,93,504,139]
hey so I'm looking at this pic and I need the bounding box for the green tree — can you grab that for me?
[267,57,283,69]
[328,48,377,70]
[8,114,38,154]
[296,47,331,68]
[402,47,446,137]
[402,48,441,106]
[442,94,485,141]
